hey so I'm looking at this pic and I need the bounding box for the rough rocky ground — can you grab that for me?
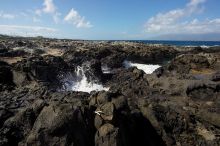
[0,36,220,146]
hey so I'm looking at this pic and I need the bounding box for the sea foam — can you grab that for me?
[123,60,161,74]
[58,66,109,93]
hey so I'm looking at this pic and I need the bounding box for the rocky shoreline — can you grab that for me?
[0,36,220,146]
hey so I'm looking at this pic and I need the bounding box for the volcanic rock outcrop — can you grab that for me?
[0,36,220,146]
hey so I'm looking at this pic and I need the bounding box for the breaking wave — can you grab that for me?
[123,60,161,74]
[58,66,109,93]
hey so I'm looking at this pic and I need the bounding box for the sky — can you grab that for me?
[0,0,220,40]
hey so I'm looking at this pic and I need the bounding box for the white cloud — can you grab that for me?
[143,0,220,34]
[53,12,61,24]
[34,1,92,27]
[0,11,15,19]
[187,0,206,7]
[43,0,56,14]
[35,0,60,23]
[0,25,58,37]
[64,8,93,28]
[181,19,220,34]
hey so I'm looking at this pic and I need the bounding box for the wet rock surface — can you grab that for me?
[0,36,220,146]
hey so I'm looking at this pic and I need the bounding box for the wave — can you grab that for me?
[123,60,161,74]
[58,66,109,93]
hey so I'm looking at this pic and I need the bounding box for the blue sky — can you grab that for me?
[0,0,220,40]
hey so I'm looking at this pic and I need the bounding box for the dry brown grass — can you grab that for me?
[190,68,215,75]
[0,57,23,64]
[42,48,64,56]
[197,126,216,141]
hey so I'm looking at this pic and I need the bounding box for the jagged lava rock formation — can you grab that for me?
[0,36,220,146]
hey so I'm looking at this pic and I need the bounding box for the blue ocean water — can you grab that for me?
[129,40,220,47]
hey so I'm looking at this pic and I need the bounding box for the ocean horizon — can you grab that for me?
[107,40,220,47]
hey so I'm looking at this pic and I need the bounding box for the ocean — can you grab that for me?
[129,40,220,47]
